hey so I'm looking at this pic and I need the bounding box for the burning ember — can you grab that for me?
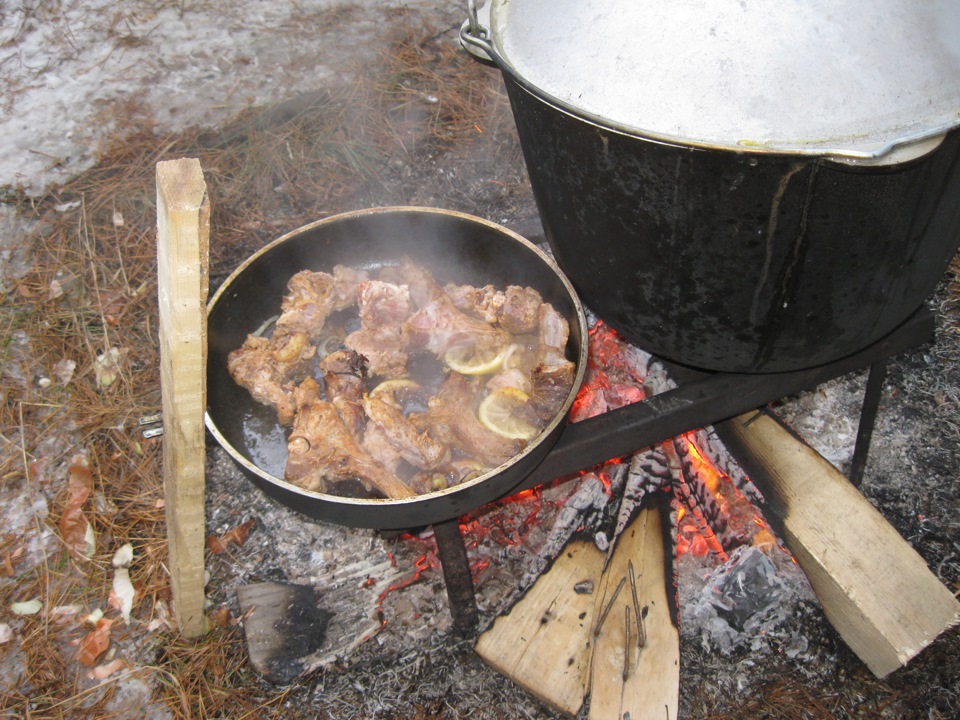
[563,320,776,559]
[369,320,794,638]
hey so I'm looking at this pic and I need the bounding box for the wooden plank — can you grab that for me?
[717,410,960,678]
[156,158,210,638]
[589,505,679,720]
[475,539,604,716]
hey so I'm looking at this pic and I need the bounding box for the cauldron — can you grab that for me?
[461,0,960,372]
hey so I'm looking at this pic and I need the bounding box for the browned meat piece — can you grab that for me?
[486,366,533,395]
[443,283,505,325]
[361,394,449,471]
[531,303,576,422]
[319,348,366,402]
[361,420,405,476]
[500,285,544,334]
[445,283,543,335]
[379,260,437,307]
[535,302,573,372]
[284,378,415,499]
[344,280,412,378]
[227,331,316,425]
[382,262,509,358]
[319,349,367,437]
[274,265,367,339]
[415,374,523,468]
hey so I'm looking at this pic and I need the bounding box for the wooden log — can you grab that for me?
[588,502,679,720]
[716,410,960,678]
[156,158,210,638]
[475,501,680,719]
[475,538,603,716]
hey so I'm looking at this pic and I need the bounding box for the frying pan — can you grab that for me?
[205,207,588,529]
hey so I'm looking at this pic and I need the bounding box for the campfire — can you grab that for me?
[0,2,960,720]
[224,311,958,720]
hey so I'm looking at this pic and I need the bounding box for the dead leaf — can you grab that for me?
[146,599,174,633]
[11,599,43,615]
[211,605,232,628]
[67,464,93,505]
[97,287,125,314]
[206,519,256,555]
[59,464,96,558]
[88,657,128,681]
[75,618,114,666]
[206,535,227,554]
[53,358,77,385]
[94,346,129,389]
[2,547,25,576]
[49,605,82,625]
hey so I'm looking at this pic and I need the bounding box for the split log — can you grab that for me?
[716,409,960,678]
[475,501,679,719]
[588,501,679,720]
[475,537,603,716]
[157,158,209,638]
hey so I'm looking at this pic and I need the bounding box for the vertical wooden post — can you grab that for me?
[156,158,210,638]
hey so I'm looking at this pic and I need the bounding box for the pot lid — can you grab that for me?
[465,0,960,159]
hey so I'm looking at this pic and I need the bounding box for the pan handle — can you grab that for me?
[460,0,499,66]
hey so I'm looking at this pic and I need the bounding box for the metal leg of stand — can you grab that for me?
[849,359,888,488]
[432,519,478,635]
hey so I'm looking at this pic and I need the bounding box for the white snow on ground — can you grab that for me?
[0,0,444,195]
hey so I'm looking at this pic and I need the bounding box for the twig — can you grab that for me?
[622,605,632,680]
[628,560,643,649]
[594,576,626,637]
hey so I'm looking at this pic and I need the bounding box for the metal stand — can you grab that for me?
[518,307,934,491]
[427,307,934,630]
[432,519,478,634]
[849,359,888,487]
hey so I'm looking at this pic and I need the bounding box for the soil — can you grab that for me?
[1,2,958,719]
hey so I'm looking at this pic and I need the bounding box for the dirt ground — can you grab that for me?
[1,2,959,719]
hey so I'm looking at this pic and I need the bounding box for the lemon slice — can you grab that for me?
[370,378,421,398]
[369,378,422,409]
[477,387,539,440]
[444,343,509,375]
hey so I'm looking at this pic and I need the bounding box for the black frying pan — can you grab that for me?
[205,207,588,529]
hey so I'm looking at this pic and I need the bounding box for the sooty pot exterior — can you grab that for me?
[505,81,960,372]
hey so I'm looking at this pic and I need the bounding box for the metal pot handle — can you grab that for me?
[460,0,499,66]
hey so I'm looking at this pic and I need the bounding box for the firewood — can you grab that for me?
[475,538,603,716]
[716,409,960,678]
[156,158,209,638]
[475,500,680,719]
[588,501,679,720]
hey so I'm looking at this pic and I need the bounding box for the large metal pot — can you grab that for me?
[205,207,588,529]
[461,0,960,372]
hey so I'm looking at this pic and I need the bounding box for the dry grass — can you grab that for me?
[0,20,509,719]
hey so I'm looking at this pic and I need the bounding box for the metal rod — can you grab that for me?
[848,359,888,488]
[432,519,478,635]
[517,307,934,491]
